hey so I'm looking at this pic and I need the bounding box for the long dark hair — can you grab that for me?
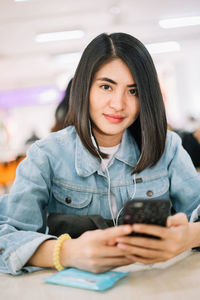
[65,32,167,174]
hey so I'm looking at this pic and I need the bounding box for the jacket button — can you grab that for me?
[65,197,71,204]
[0,248,5,255]
[146,190,153,197]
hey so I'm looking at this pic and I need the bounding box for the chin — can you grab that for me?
[101,128,125,137]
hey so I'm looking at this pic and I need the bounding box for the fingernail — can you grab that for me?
[117,243,126,249]
[123,225,131,233]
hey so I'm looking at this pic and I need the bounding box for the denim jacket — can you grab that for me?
[0,126,200,275]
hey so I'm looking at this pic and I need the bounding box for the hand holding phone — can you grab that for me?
[120,198,171,238]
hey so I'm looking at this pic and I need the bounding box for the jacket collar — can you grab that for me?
[115,129,140,167]
[75,129,140,177]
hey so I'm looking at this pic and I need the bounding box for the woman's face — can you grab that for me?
[89,58,140,147]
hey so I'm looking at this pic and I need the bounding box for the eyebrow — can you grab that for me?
[96,77,137,87]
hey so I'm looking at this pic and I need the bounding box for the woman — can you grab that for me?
[0,32,200,275]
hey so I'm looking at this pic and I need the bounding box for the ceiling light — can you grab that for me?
[145,41,181,54]
[14,0,34,2]
[35,30,85,43]
[159,16,200,28]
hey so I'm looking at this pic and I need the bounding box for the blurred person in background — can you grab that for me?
[194,128,200,143]
[169,121,200,169]
[0,77,72,194]
[0,131,39,195]
[179,127,200,169]
[51,79,73,133]
[1,32,200,276]
[0,76,72,194]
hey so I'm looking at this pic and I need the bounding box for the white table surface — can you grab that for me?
[1,251,200,300]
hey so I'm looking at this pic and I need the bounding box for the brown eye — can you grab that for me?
[129,88,138,96]
[101,84,111,90]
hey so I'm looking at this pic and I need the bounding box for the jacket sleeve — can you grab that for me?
[167,132,200,220]
[0,142,56,275]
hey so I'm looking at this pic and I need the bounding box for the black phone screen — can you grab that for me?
[120,198,171,238]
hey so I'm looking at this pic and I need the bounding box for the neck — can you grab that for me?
[93,131,122,147]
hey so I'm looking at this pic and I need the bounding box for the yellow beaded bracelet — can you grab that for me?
[53,233,71,271]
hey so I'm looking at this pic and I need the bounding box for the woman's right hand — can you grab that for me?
[60,225,134,273]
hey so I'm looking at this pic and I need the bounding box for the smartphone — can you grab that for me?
[120,198,171,238]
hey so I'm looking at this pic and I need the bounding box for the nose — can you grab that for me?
[109,91,125,111]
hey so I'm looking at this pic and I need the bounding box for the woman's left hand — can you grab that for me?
[115,213,198,264]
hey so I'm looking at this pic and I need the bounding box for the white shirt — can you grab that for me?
[99,144,120,218]
[99,144,120,171]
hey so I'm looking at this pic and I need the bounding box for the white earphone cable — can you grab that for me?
[95,148,116,226]
[89,121,137,227]
[116,173,137,225]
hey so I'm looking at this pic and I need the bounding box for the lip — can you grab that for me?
[104,114,125,123]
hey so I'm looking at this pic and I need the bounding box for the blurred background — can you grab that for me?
[0,0,200,192]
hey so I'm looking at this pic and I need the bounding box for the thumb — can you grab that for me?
[166,213,188,228]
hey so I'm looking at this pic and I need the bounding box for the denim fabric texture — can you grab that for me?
[0,126,200,274]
